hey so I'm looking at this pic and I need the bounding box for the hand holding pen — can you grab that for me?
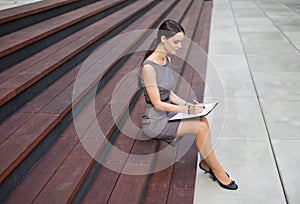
[187,99,205,114]
[192,99,205,108]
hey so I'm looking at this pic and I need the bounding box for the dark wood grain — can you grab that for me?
[0,0,152,106]
[0,112,34,144]
[0,0,77,24]
[0,113,58,183]
[0,0,126,57]
[1,1,175,202]
[4,137,79,204]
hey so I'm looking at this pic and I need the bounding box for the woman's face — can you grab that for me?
[163,32,184,55]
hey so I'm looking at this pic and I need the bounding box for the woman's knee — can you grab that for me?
[176,117,210,137]
[198,117,210,132]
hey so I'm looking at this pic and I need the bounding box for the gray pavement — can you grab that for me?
[0,0,41,10]
[194,0,300,203]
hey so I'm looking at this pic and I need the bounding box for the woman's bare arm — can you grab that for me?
[141,64,188,113]
[169,91,190,106]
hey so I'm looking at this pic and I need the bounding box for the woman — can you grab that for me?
[139,19,238,190]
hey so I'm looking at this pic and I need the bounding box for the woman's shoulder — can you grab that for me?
[141,63,155,74]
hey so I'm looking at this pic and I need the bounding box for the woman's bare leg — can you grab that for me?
[176,117,231,184]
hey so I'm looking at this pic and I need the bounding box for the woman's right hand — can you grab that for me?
[190,104,204,114]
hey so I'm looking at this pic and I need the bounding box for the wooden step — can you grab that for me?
[1,0,213,203]
[103,1,206,203]
[0,0,130,72]
[0,0,77,24]
[0,0,156,179]
[0,0,84,37]
[0,0,157,200]
[25,0,178,202]
[0,0,126,58]
[0,0,154,122]
[82,0,208,203]
[1,1,176,203]
[143,3,212,203]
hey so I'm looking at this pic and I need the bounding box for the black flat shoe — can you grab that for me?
[217,180,238,190]
[209,169,238,190]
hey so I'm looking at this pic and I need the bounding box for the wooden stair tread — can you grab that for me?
[105,0,204,203]
[0,0,153,107]
[107,140,158,204]
[0,0,125,57]
[0,0,170,186]
[3,136,79,204]
[0,113,59,183]
[0,112,34,145]
[143,2,212,203]
[0,0,77,24]
[33,141,95,204]
[83,0,201,202]
[19,63,81,113]
[2,0,175,202]
[1,0,213,203]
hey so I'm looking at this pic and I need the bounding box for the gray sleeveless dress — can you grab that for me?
[140,57,180,143]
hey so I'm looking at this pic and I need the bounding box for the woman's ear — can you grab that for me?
[161,35,167,44]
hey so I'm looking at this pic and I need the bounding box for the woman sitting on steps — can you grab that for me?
[139,19,238,190]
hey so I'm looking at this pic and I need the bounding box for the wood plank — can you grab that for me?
[81,166,121,204]
[0,0,77,24]
[0,88,16,106]
[19,62,82,113]
[82,1,187,201]
[10,1,171,201]
[166,3,213,203]
[0,0,126,57]
[0,1,213,203]
[144,186,171,204]
[4,137,79,204]
[40,83,74,115]
[29,101,109,203]
[106,0,201,202]
[0,113,59,184]
[0,30,80,85]
[32,142,96,204]
[107,140,158,204]
[192,1,212,101]
[169,145,198,188]
[0,0,166,186]
[0,0,153,107]
[4,104,101,204]
[142,0,207,202]
[143,143,176,204]
[39,1,159,115]
[167,187,194,204]
[200,1,212,52]
[0,9,110,85]
[81,100,144,204]
[0,112,34,145]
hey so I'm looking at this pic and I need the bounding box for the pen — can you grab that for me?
[193,99,205,109]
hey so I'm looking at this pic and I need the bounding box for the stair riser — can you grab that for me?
[0,0,134,72]
[0,7,156,199]
[0,0,112,37]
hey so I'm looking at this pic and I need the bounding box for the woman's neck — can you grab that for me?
[151,43,167,64]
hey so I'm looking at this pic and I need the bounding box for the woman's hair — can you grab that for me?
[143,19,185,61]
